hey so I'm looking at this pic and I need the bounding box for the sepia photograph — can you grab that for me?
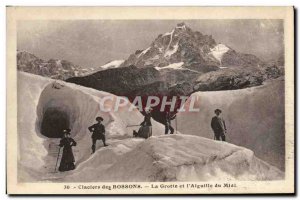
[6,6,294,194]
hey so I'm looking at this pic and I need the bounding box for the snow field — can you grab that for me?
[66,134,283,182]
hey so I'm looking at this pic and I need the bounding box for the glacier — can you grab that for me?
[17,72,283,182]
[17,72,164,181]
[178,77,285,170]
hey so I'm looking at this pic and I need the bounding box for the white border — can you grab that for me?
[1,1,298,199]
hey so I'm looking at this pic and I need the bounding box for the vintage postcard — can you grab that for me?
[6,7,294,194]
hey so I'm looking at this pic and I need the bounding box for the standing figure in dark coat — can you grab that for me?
[58,129,77,172]
[211,109,227,141]
[165,111,176,134]
[88,116,108,154]
[140,107,153,138]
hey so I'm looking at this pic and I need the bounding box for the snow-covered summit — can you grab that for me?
[175,22,187,30]
[121,23,221,72]
[121,22,263,73]
[162,23,187,37]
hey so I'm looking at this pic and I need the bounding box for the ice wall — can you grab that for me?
[17,72,164,181]
[177,78,285,170]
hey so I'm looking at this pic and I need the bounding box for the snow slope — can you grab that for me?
[177,78,285,170]
[138,47,151,58]
[99,60,124,70]
[83,60,125,75]
[66,134,283,182]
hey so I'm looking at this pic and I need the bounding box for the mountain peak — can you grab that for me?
[177,22,186,26]
[175,22,187,30]
[121,23,263,72]
[121,23,219,70]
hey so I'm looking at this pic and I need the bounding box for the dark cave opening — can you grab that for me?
[40,108,70,138]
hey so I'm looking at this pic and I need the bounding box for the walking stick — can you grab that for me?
[126,125,140,127]
[175,116,178,134]
[54,147,61,172]
[147,126,152,138]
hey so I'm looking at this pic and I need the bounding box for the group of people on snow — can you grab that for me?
[57,107,227,172]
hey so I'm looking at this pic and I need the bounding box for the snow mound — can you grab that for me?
[66,134,283,182]
[210,43,230,63]
[17,72,164,181]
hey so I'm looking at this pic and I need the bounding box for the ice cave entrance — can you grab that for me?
[40,107,70,138]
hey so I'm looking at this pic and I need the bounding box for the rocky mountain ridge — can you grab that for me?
[17,50,90,80]
[17,51,124,80]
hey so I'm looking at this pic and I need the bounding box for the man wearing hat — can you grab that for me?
[211,109,227,141]
[58,128,77,172]
[140,107,153,138]
[88,116,108,154]
[140,107,153,126]
[164,111,176,135]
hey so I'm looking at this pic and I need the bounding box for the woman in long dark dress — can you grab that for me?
[58,129,77,172]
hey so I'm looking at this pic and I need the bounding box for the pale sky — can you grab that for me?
[17,20,284,68]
